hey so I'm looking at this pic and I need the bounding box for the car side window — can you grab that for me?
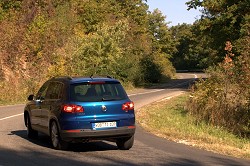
[45,82,63,100]
[36,82,49,100]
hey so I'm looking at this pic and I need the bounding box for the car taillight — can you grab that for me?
[122,102,134,111]
[62,105,84,113]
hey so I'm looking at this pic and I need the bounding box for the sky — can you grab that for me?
[146,0,202,26]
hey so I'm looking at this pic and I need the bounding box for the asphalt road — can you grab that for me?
[0,73,249,166]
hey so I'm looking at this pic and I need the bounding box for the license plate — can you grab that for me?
[93,122,116,129]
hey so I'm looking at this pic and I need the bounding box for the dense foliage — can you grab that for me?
[171,0,250,70]
[186,0,250,137]
[0,0,175,103]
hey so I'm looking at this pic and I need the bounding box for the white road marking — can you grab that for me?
[186,73,197,79]
[0,113,24,121]
[157,92,185,102]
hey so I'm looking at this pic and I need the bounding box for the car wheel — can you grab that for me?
[50,121,69,150]
[116,135,134,150]
[26,114,38,139]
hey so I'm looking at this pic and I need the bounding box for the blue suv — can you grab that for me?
[24,76,135,150]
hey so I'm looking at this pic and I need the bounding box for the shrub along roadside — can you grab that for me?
[187,38,250,138]
[136,93,250,159]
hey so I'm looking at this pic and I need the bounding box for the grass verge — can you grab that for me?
[136,93,250,159]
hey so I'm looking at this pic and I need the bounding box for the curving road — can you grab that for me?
[0,73,249,166]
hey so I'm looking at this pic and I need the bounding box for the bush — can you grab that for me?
[187,39,250,137]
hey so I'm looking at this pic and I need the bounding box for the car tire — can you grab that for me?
[50,121,69,150]
[26,114,38,139]
[116,135,134,150]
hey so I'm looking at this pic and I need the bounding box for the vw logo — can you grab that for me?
[101,105,107,112]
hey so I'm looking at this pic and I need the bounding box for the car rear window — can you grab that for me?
[70,81,128,102]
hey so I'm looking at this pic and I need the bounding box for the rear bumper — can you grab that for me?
[60,126,135,142]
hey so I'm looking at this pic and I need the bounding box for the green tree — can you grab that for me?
[170,24,198,70]
[187,0,250,61]
[69,20,129,77]
[186,0,250,136]
[142,9,175,82]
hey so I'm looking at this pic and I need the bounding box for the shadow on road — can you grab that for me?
[0,146,138,166]
[137,77,206,92]
[146,78,197,90]
[6,129,248,165]
[11,130,117,152]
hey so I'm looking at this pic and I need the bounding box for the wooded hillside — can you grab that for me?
[0,0,176,103]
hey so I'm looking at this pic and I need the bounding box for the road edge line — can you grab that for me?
[0,113,24,121]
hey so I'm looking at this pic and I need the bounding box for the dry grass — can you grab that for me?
[136,93,250,159]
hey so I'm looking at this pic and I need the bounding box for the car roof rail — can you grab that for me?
[52,76,73,80]
[106,75,113,79]
[89,75,114,79]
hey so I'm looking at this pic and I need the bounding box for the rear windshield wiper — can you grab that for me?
[102,98,117,101]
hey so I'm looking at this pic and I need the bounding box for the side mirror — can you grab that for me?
[28,95,34,101]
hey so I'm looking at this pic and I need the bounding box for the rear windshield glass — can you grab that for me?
[70,82,128,102]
